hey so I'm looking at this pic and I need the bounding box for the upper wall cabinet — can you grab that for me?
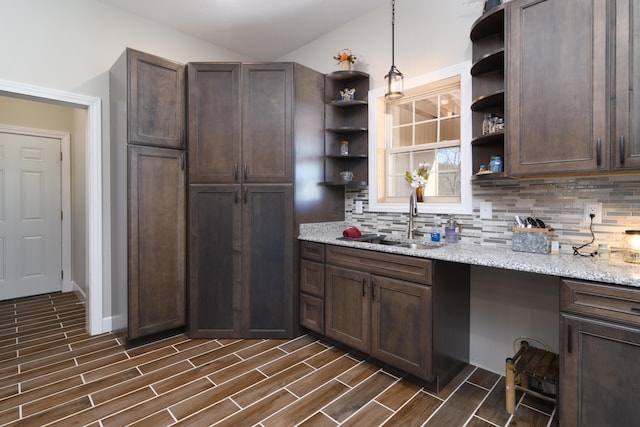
[507,0,607,175]
[507,0,640,176]
[127,49,186,149]
[613,0,640,170]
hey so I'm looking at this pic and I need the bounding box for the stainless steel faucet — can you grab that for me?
[407,192,418,239]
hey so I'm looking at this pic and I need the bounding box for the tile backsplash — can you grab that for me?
[345,175,640,255]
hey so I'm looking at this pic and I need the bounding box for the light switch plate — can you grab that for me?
[355,200,363,214]
[480,201,492,219]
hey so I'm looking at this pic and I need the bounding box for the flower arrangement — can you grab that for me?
[405,163,430,188]
[333,48,357,65]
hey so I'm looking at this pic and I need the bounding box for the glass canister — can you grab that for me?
[340,140,349,156]
[482,113,494,135]
[624,230,640,263]
[489,154,503,173]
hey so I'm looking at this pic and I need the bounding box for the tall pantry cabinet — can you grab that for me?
[188,62,343,339]
[110,48,187,341]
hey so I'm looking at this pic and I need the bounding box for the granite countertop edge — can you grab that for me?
[299,222,640,288]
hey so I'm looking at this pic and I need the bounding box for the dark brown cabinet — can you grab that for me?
[371,275,432,379]
[613,0,640,170]
[188,62,343,339]
[126,49,186,149]
[507,0,607,175]
[109,48,187,341]
[188,185,241,338]
[299,242,325,334]
[560,279,640,426]
[127,146,186,339]
[324,71,369,185]
[316,244,469,390]
[325,264,370,353]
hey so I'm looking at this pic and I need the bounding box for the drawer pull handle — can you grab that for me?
[630,307,640,313]
[362,278,366,297]
[596,138,602,166]
[620,135,626,165]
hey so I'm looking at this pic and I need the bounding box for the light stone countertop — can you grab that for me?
[299,222,640,288]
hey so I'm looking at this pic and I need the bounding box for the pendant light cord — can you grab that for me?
[391,0,396,67]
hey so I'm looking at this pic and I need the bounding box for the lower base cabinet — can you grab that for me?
[560,279,640,426]
[302,243,469,391]
[189,184,293,338]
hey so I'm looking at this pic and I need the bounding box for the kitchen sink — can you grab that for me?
[394,242,437,249]
[337,235,441,250]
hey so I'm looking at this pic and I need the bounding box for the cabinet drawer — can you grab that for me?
[561,279,640,327]
[326,245,432,285]
[300,260,324,297]
[300,241,325,263]
[300,293,324,334]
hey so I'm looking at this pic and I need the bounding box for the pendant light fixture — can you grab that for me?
[385,0,404,100]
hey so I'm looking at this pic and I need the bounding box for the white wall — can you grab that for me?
[279,0,481,89]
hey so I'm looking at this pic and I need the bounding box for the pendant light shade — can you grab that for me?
[385,0,404,100]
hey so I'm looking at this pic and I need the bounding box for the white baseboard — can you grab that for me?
[103,313,126,333]
[71,281,86,303]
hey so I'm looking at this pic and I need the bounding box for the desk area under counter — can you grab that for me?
[299,222,640,425]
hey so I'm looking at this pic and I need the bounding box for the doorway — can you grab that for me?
[0,79,103,335]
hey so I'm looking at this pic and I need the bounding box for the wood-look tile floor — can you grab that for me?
[0,292,558,427]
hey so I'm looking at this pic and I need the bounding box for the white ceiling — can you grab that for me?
[100,0,389,60]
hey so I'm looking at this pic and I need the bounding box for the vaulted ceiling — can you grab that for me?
[99,0,388,60]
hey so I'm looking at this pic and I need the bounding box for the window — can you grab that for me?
[368,62,472,214]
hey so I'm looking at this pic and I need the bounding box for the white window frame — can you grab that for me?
[368,61,473,214]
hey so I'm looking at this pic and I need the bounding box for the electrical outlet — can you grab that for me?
[584,203,602,224]
[480,201,492,219]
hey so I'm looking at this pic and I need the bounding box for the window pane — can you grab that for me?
[392,125,413,147]
[440,91,461,117]
[438,171,460,196]
[440,117,460,141]
[414,150,435,170]
[389,175,411,197]
[438,147,460,171]
[389,102,413,126]
[415,122,437,145]
[390,152,410,174]
[415,97,438,121]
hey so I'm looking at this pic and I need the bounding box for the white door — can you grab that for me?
[0,131,62,300]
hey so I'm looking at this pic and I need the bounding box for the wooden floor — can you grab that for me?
[0,292,558,427]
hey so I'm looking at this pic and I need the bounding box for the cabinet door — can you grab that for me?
[242,184,293,337]
[324,265,370,353]
[242,63,293,183]
[507,0,608,175]
[187,63,241,183]
[371,275,432,380]
[128,146,186,340]
[128,49,186,149]
[613,0,640,169]
[561,314,640,426]
[188,185,242,338]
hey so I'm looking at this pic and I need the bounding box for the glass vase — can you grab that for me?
[415,186,424,202]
